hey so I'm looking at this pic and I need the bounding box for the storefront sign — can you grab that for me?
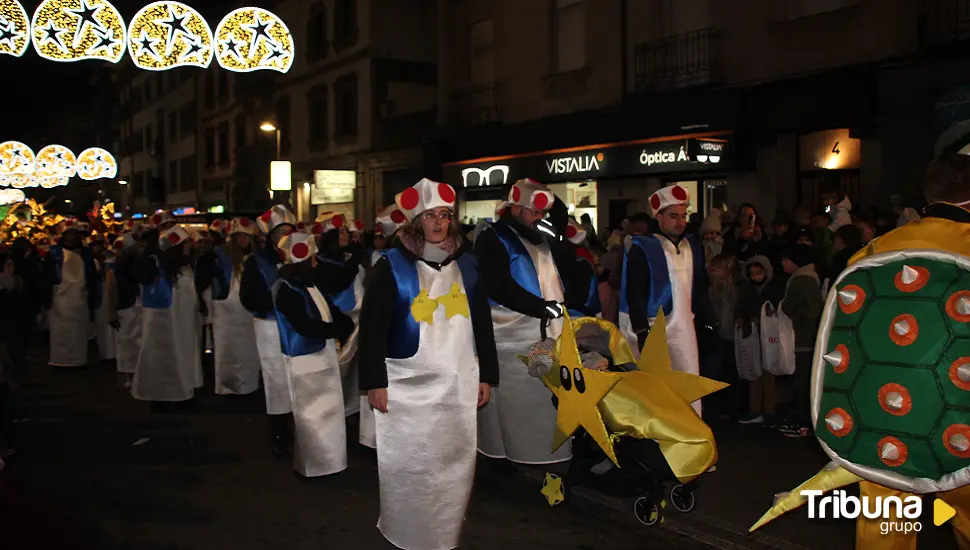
[312,170,356,205]
[443,134,730,187]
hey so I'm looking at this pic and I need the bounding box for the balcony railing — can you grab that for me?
[447,82,502,128]
[633,28,722,93]
[919,0,970,49]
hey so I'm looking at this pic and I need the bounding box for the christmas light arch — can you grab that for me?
[0,141,119,188]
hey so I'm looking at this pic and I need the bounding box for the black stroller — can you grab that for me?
[538,318,700,526]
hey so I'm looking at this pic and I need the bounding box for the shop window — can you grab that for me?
[306,3,328,61]
[469,20,495,85]
[307,84,329,148]
[274,95,291,156]
[552,0,586,73]
[217,121,230,167]
[334,73,358,138]
[334,0,358,50]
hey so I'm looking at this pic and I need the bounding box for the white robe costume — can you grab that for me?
[48,247,89,367]
[212,268,262,395]
[94,258,117,361]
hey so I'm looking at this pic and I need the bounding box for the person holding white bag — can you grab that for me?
[776,244,823,438]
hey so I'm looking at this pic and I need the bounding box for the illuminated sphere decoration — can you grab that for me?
[0,188,26,204]
[0,140,35,175]
[214,7,293,74]
[76,146,117,180]
[0,0,30,57]
[31,0,127,63]
[35,144,77,178]
[127,1,213,71]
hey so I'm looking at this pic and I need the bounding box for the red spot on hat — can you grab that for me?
[400,187,420,210]
[291,242,309,259]
[151,214,161,225]
[511,186,521,203]
[331,215,344,228]
[390,209,406,224]
[354,220,364,231]
[167,232,181,244]
[311,222,323,235]
[671,185,688,201]
[65,220,74,227]
[565,225,578,239]
[533,192,550,210]
[260,210,273,223]
[240,218,250,227]
[296,222,306,231]
[438,183,456,203]
[650,194,662,211]
[212,220,222,227]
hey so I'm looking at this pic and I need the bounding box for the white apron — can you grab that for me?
[48,248,89,367]
[476,229,570,464]
[254,317,292,414]
[132,267,202,402]
[95,261,116,360]
[339,266,365,417]
[286,286,347,477]
[376,260,479,550]
[618,235,702,415]
[115,300,142,374]
[212,276,262,395]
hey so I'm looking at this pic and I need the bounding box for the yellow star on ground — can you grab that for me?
[541,311,621,465]
[541,473,565,506]
[437,282,470,319]
[410,289,438,325]
[636,309,728,404]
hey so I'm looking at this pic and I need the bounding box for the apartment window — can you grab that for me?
[334,0,358,49]
[552,0,586,73]
[168,111,178,143]
[144,83,152,104]
[469,20,495,85]
[143,125,152,152]
[168,160,178,193]
[234,112,247,149]
[217,121,230,167]
[333,74,358,138]
[179,104,195,138]
[204,72,215,107]
[204,127,215,167]
[180,156,197,192]
[218,70,229,99]
[306,3,327,60]
[307,84,329,146]
[274,96,291,156]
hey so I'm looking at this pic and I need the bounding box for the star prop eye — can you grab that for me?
[31,0,127,63]
[559,366,572,391]
[572,368,586,394]
[213,7,293,74]
[127,1,213,71]
[0,0,31,58]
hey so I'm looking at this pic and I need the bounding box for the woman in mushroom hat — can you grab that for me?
[273,231,355,478]
[130,225,203,407]
[357,177,498,550]
[43,218,98,368]
[196,217,262,397]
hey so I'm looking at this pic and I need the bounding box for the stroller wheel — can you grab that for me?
[634,496,661,526]
[670,484,696,513]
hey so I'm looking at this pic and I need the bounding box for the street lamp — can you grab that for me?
[260,122,281,160]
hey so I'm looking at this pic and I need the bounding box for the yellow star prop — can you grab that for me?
[410,289,438,325]
[540,311,620,465]
[437,283,470,319]
[540,473,565,506]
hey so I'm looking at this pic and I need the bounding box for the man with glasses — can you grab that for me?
[474,178,571,465]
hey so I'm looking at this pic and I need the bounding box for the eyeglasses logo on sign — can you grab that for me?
[461,165,509,187]
[545,152,604,175]
[695,140,724,163]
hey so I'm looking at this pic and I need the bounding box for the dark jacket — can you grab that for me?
[781,264,824,350]
[735,255,785,338]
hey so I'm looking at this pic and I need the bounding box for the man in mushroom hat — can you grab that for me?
[620,184,706,415]
[240,204,299,457]
[474,177,572,465]
[43,218,98,368]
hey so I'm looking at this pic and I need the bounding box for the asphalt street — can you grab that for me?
[0,360,713,550]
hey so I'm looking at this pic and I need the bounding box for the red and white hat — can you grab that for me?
[565,219,587,245]
[209,219,227,234]
[229,217,255,235]
[375,204,406,236]
[122,219,141,233]
[649,184,690,217]
[113,232,137,252]
[256,204,297,234]
[147,210,176,229]
[395,177,456,221]
[507,178,554,212]
[315,211,346,233]
[309,222,325,236]
[56,218,80,235]
[494,200,508,219]
[278,232,318,264]
[295,221,308,232]
[350,219,364,233]
[159,225,190,250]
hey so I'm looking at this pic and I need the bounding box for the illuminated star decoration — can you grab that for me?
[437,283,470,319]
[34,144,76,178]
[86,26,119,56]
[131,28,160,60]
[76,147,117,180]
[31,0,127,62]
[0,0,30,57]
[127,1,213,70]
[410,289,438,325]
[65,0,104,48]
[540,310,621,465]
[214,7,294,73]
[153,3,192,57]
[34,18,67,50]
[0,141,35,175]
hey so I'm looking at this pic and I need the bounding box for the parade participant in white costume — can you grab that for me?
[358,177,498,550]
[561,219,602,319]
[273,232,355,478]
[105,233,142,387]
[92,236,117,363]
[240,204,297,457]
[43,219,97,368]
[619,184,706,415]
[313,211,366,418]
[474,178,570,465]
[195,217,262,396]
[370,204,406,267]
[131,226,203,406]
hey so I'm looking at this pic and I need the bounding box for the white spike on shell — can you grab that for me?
[825,412,845,432]
[959,364,970,384]
[823,350,843,368]
[884,391,904,411]
[950,433,970,453]
[900,265,920,285]
[838,289,857,304]
[880,442,900,461]
[958,297,970,316]
[894,320,911,336]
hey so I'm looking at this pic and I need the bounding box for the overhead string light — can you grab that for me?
[31,0,127,63]
[0,0,30,57]
[76,146,118,180]
[214,7,293,73]
[126,1,213,70]
[0,141,119,188]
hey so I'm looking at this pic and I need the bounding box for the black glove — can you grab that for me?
[336,315,356,346]
[89,309,95,322]
[109,320,121,331]
[541,301,565,320]
[534,219,560,241]
[636,329,650,352]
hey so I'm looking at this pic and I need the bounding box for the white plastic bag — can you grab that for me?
[734,320,763,381]
[761,302,796,376]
